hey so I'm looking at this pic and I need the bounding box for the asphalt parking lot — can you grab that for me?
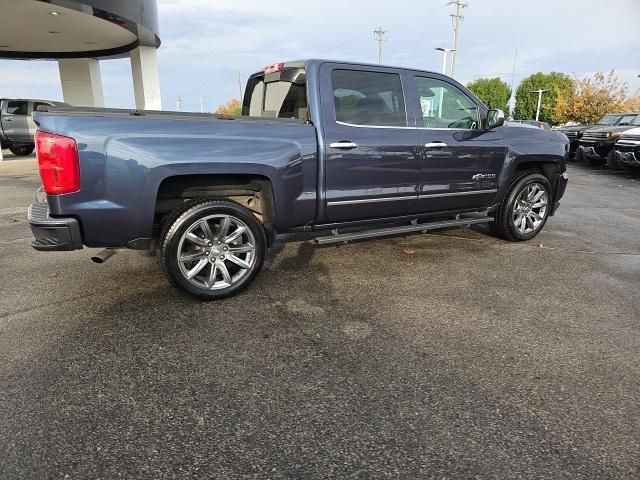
[1,151,639,479]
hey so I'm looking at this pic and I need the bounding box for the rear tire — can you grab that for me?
[159,198,266,300]
[8,144,34,156]
[490,172,552,242]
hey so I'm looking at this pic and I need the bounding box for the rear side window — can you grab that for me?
[243,68,308,120]
[6,101,28,115]
[331,70,407,127]
[33,102,52,112]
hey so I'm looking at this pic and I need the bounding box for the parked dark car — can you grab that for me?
[28,59,569,299]
[0,99,68,156]
[577,113,640,169]
[556,114,625,157]
[513,120,551,130]
[613,127,640,174]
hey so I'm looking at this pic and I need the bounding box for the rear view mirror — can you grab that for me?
[487,109,505,129]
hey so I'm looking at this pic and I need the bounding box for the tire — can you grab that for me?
[8,143,34,156]
[490,172,552,242]
[159,198,267,300]
[620,161,640,175]
[606,150,621,170]
[584,151,605,165]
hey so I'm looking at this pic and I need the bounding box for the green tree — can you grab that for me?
[514,72,575,125]
[467,77,512,114]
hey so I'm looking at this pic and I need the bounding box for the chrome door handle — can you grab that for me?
[330,141,358,149]
[424,142,447,148]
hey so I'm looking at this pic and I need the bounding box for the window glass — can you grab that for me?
[244,75,307,120]
[599,115,621,126]
[331,69,407,127]
[6,101,28,115]
[33,102,51,112]
[414,77,478,129]
[618,114,638,126]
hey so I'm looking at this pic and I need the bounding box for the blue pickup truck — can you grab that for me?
[29,59,569,299]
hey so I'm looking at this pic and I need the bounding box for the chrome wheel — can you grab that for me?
[177,214,257,291]
[512,182,548,235]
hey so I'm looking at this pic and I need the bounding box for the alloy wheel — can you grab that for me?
[512,182,548,235]
[177,214,257,290]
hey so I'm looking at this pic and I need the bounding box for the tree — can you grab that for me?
[554,71,640,125]
[214,99,241,116]
[467,77,511,114]
[514,72,575,125]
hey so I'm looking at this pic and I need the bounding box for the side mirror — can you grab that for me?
[486,109,505,129]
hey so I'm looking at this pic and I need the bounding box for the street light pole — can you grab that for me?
[531,89,549,121]
[435,47,455,75]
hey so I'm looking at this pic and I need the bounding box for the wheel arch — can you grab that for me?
[153,173,277,244]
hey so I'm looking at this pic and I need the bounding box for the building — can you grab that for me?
[0,0,162,109]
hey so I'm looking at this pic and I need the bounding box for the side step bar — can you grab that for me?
[314,215,493,245]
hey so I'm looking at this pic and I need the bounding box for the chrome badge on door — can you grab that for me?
[472,173,497,181]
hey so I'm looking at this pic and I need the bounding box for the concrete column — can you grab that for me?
[130,46,162,110]
[58,59,105,108]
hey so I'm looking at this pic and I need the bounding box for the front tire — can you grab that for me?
[490,172,552,242]
[8,143,34,156]
[606,150,621,170]
[159,199,266,300]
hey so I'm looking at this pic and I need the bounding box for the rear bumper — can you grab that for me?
[28,203,83,251]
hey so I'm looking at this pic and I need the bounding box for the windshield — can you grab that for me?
[243,68,307,120]
[598,114,622,126]
[631,115,640,126]
[617,114,639,126]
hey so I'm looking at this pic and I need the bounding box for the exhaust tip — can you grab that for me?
[91,248,118,264]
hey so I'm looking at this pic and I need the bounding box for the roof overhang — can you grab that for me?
[0,0,160,60]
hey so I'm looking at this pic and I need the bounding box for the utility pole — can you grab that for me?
[509,48,518,118]
[199,96,206,113]
[176,95,183,112]
[373,27,387,64]
[449,0,467,78]
[531,89,549,121]
[236,70,243,101]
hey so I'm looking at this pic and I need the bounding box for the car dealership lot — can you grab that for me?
[1,155,639,479]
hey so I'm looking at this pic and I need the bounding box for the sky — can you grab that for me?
[1,0,639,112]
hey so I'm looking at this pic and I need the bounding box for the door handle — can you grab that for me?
[5,118,13,122]
[330,141,358,149]
[424,142,447,148]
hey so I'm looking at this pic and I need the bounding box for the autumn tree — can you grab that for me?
[554,71,640,125]
[514,72,575,125]
[214,99,241,116]
[467,77,512,114]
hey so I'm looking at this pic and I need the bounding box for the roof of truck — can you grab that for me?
[253,59,441,77]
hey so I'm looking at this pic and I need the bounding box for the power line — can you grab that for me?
[449,0,467,77]
[374,27,387,64]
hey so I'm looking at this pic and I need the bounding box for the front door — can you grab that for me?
[1,100,31,143]
[319,64,420,222]
[408,74,506,213]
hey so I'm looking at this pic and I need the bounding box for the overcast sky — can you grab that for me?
[1,0,639,112]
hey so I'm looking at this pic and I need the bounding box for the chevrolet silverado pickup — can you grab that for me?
[29,59,569,299]
[1,98,67,156]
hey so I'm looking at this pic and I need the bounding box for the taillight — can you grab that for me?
[35,131,80,195]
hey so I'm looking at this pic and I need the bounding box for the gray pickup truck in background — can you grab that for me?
[1,98,67,156]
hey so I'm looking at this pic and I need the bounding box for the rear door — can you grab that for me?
[319,63,420,222]
[407,74,506,212]
[1,100,31,142]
